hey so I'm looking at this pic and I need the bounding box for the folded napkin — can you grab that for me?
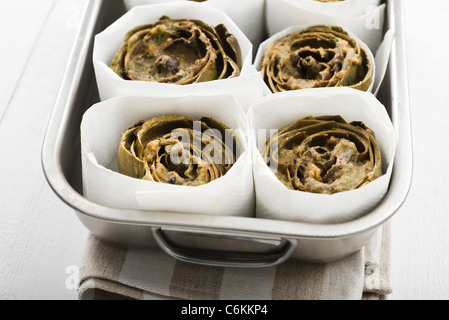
[78,222,391,300]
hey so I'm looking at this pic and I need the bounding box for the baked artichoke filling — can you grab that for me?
[263,115,382,194]
[118,115,238,186]
[111,17,242,84]
[261,25,372,93]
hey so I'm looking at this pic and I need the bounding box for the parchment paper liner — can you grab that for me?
[248,87,396,224]
[92,2,264,112]
[265,0,385,52]
[254,24,395,96]
[80,94,254,217]
[122,0,266,48]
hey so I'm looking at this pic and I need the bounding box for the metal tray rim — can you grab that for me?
[41,0,413,241]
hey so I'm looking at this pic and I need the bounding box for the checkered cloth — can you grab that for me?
[78,222,391,300]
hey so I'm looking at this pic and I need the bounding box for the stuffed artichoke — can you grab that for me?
[118,115,237,186]
[262,115,382,194]
[110,16,242,84]
[261,25,373,93]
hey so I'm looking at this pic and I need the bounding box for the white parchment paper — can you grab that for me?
[373,29,395,96]
[265,0,385,52]
[80,95,255,217]
[92,2,264,112]
[122,0,266,48]
[248,87,396,224]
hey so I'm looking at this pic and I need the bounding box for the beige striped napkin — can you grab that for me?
[78,222,391,300]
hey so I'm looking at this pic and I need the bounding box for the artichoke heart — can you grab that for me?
[262,115,382,194]
[118,115,238,186]
[110,16,242,84]
[261,25,373,93]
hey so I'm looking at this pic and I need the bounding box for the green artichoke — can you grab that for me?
[261,25,373,93]
[110,16,242,84]
[262,115,382,194]
[118,115,237,186]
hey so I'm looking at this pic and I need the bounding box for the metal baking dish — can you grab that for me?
[41,0,412,266]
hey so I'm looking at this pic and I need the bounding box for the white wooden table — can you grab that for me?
[0,0,448,300]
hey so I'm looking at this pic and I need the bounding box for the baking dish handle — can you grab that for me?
[151,227,297,268]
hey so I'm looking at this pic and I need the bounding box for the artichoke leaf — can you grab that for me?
[118,128,148,179]
[215,24,242,70]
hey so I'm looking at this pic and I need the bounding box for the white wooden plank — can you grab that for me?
[389,0,449,300]
[0,0,56,121]
[0,0,87,300]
